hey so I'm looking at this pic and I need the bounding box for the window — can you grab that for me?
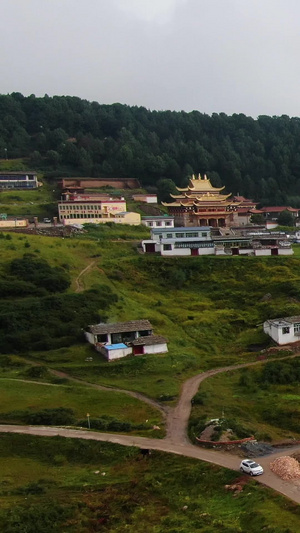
[166,233,173,238]
[202,232,207,237]
[165,221,172,226]
[186,232,198,238]
[163,244,172,251]
[294,323,300,333]
[175,233,183,238]
[148,222,153,226]
[282,327,290,334]
[156,221,162,226]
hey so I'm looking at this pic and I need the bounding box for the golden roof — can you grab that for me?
[176,173,225,193]
[194,192,232,202]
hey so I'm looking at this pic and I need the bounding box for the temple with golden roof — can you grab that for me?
[162,173,239,227]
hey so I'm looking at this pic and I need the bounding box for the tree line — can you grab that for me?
[2,92,300,204]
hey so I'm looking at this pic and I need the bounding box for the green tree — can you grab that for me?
[277,210,295,226]
[157,178,177,202]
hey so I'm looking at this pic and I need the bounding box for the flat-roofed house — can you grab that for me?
[0,171,39,189]
[141,215,174,228]
[263,316,300,345]
[85,320,168,361]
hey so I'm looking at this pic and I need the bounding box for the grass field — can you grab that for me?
[0,433,300,532]
[0,378,162,433]
[190,362,300,442]
[2,229,300,436]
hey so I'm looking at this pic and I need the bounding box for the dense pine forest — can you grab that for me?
[1,92,300,205]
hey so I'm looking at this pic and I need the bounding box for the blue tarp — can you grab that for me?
[105,343,128,350]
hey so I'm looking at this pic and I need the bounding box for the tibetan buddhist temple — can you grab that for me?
[162,174,239,227]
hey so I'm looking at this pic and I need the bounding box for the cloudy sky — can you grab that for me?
[1,0,300,117]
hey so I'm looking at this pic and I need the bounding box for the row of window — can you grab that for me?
[163,242,214,250]
[147,221,172,227]
[282,323,300,334]
[158,232,208,239]
[61,214,109,219]
[60,204,105,210]
[0,176,36,181]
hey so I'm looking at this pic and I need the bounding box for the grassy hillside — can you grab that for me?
[0,433,300,532]
[190,358,300,442]
[2,230,300,402]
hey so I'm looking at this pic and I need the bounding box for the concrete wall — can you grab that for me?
[263,322,297,345]
[161,246,214,256]
[254,249,272,256]
[100,346,133,361]
[61,178,140,189]
[279,248,293,255]
[84,331,95,344]
[0,219,28,228]
[133,195,157,203]
[63,212,141,226]
[143,343,168,354]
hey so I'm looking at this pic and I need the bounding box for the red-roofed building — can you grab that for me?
[260,206,299,221]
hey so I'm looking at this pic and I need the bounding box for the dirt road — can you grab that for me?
[2,423,300,504]
[2,353,300,504]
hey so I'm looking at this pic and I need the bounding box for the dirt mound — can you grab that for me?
[270,456,300,480]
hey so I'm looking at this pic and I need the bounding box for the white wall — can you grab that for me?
[143,343,168,354]
[161,248,190,256]
[263,322,297,345]
[255,249,272,256]
[279,249,293,255]
[85,331,95,344]
[100,346,132,361]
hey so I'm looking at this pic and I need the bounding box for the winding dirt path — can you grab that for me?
[48,368,169,417]
[3,353,300,504]
[74,260,97,292]
[2,424,300,504]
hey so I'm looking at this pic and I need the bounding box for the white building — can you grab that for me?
[141,215,174,229]
[142,226,214,256]
[263,316,300,345]
[132,194,158,203]
[58,195,141,226]
[0,172,39,189]
[85,320,168,361]
[142,226,294,257]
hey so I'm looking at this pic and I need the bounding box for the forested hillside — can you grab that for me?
[1,92,300,205]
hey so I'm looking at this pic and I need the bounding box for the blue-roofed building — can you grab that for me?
[85,320,168,361]
[98,343,132,361]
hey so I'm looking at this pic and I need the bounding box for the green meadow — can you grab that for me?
[1,228,300,436]
[0,379,162,434]
[0,433,300,532]
[190,358,300,442]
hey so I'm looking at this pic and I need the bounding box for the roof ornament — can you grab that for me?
[198,173,202,180]
[204,174,208,180]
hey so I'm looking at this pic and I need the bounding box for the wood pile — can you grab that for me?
[270,456,300,480]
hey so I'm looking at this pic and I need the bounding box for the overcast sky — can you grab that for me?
[1,0,300,117]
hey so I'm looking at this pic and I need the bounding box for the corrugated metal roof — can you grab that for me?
[88,320,153,335]
[132,335,168,346]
